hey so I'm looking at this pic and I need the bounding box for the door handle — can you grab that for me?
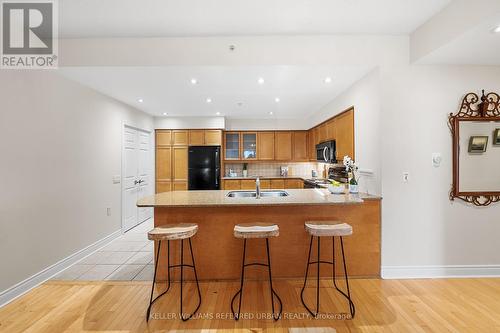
[138,179,144,184]
[134,180,139,185]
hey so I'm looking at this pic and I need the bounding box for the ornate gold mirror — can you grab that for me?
[449,91,500,206]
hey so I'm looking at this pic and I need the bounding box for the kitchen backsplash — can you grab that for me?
[224,162,322,178]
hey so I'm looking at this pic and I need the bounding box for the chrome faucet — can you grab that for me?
[256,177,261,199]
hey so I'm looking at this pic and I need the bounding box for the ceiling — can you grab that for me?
[59,0,451,38]
[416,14,500,65]
[59,66,373,119]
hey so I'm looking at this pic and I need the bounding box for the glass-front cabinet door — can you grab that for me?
[241,132,257,160]
[224,132,240,160]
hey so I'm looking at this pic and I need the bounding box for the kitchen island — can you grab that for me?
[137,189,381,281]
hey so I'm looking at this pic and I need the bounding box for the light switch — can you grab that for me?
[432,153,442,168]
[113,175,121,184]
[403,172,409,183]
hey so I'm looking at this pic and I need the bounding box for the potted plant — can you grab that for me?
[242,163,248,177]
[343,156,359,193]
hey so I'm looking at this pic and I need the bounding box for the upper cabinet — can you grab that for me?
[274,131,293,161]
[258,132,275,160]
[204,130,222,145]
[224,132,240,160]
[293,131,308,161]
[241,132,257,160]
[172,130,188,146]
[335,110,355,161]
[189,129,222,146]
[188,130,205,145]
[156,130,172,146]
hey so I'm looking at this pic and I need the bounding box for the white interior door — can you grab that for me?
[122,126,152,232]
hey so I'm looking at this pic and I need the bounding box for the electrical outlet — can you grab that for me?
[106,208,111,216]
[402,172,409,183]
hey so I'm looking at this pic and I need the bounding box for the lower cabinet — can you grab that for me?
[223,180,241,190]
[270,179,285,189]
[172,181,188,191]
[240,179,256,190]
[156,181,171,193]
[222,178,303,190]
[285,179,304,189]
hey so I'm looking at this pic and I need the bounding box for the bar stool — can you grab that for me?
[146,223,201,322]
[300,221,355,318]
[231,223,283,321]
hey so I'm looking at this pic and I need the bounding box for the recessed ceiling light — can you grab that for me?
[274,97,280,103]
[162,112,167,116]
[190,78,198,85]
[494,25,500,33]
[269,111,273,115]
[324,77,332,84]
[216,112,220,115]
[137,98,144,103]
[258,77,265,85]
[206,98,212,103]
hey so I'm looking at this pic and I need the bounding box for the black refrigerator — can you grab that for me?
[188,146,221,190]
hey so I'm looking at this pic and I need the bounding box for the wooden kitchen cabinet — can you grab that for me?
[172,146,188,181]
[188,130,205,145]
[224,132,240,160]
[335,110,355,160]
[172,181,188,191]
[308,129,316,161]
[318,124,327,143]
[241,132,257,160]
[326,119,336,141]
[260,179,271,189]
[156,130,172,146]
[156,146,172,181]
[270,179,285,189]
[172,130,188,145]
[258,132,275,160]
[240,179,256,190]
[293,131,308,161]
[204,130,222,145]
[156,181,171,193]
[285,179,304,189]
[223,179,241,190]
[274,132,293,161]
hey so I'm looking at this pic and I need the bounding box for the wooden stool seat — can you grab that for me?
[234,223,279,239]
[305,221,352,237]
[148,223,198,241]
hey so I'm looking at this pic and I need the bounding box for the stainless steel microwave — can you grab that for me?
[316,141,336,163]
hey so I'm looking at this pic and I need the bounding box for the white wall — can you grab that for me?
[0,70,154,292]
[380,65,500,277]
[154,116,225,129]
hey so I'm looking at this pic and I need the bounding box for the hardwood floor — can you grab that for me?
[1,278,500,332]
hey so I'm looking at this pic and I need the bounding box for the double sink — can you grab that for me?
[227,190,289,198]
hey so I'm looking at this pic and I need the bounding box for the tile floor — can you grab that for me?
[52,218,155,281]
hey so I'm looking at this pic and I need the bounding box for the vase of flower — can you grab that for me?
[343,156,359,194]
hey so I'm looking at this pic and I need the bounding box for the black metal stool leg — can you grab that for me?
[301,235,318,317]
[231,239,247,320]
[333,236,356,318]
[316,236,321,315]
[180,238,202,321]
[147,240,172,321]
[265,238,283,321]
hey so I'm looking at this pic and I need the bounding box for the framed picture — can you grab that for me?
[494,129,500,146]
[468,136,488,153]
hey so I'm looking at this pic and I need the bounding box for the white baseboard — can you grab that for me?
[0,229,122,308]
[382,265,500,279]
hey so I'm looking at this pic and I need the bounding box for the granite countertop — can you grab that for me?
[137,189,381,208]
